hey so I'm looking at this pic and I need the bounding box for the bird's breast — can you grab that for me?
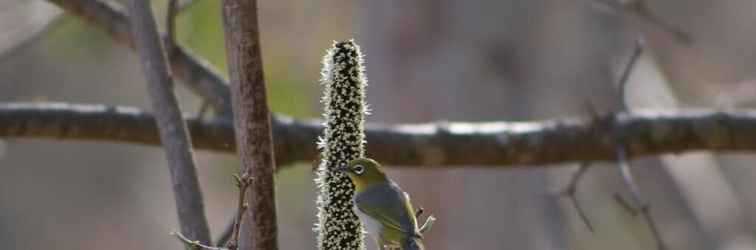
[354,206,382,234]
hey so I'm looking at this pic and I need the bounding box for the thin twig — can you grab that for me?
[617,39,644,111]
[2,102,756,167]
[174,232,228,250]
[612,193,639,216]
[128,0,211,245]
[614,145,666,250]
[610,36,665,249]
[206,175,252,249]
[556,98,613,233]
[225,173,253,249]
[559,162,594,232]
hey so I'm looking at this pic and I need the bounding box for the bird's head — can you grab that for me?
[338,157,388,191]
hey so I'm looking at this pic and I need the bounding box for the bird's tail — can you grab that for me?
[401,237,425,250]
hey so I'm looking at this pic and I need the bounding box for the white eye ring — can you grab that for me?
[353,164,365,175]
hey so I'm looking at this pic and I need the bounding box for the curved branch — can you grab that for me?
[46,0,232,115]
[2,102,755,167]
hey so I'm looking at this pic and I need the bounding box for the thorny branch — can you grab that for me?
[557,100,606,233]
[557,37,666,248]
[610,39,666,250]
[563,35,665,248]
[559,37,633,228]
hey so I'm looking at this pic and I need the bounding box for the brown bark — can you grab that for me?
[3,103,756,168]
[221,0,279,249]
[127,0,210,245]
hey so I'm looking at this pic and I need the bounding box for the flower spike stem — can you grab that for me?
[315,40,369,250]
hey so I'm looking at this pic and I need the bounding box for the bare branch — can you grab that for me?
[174,232,228,250]
[617,39,643,110]
[612,193,639,216]
[46,0,232,115]
[221,0,279,249]
[225,174,253,249]
[614,146,666,250]
[611,37,665,250]
[558,163,594,232]
[3,102,756,167]
[128,0,210,245]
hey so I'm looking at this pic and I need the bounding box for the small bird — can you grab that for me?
[339,158,435,250]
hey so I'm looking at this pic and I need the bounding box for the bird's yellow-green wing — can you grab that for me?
[354,182,419,235]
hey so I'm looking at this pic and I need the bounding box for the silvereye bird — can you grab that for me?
[340,158,435,250]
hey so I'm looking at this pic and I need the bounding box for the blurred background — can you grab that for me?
[3,0,756,249]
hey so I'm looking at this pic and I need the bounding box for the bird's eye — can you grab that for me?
[353,164,365,175]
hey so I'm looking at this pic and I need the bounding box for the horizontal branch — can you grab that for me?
[2,102,756,167]
[0,102,308,166]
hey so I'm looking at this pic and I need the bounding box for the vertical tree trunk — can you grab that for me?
[221,0,279,249]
